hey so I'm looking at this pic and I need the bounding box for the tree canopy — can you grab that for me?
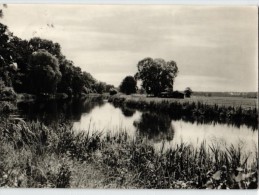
[29,37,62,58]
[119,76,137,95]
[29,49,61,95]
[0,18,113,98]
[135,57,178,96]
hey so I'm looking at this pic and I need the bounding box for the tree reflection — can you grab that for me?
[121,106,136,117]
[17,97,104,124]
[134,112,174,142]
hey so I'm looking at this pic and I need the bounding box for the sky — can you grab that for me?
[1,5,258,92]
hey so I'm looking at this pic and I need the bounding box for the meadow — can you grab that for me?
[117,94,258,109]
[108,94,258,130]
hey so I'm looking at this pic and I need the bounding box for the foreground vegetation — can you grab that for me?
[109,95,258,130]
[0,114,257,189]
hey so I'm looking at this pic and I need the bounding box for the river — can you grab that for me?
[17,97,258,154]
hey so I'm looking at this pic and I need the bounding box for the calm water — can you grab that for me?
[18,98,258,154]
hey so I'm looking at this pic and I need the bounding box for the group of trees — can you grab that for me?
[0,19,113,97]
[1,6,191,98]
[118,57,192,97]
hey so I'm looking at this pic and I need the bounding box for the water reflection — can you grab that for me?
[134,112,175,142]
[17,100,257,154]
[169,110,258,130]
[17,97,104,124]
[73,103,141,135]
[121,106,136,117]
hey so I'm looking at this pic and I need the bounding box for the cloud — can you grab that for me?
[2,5,257,91]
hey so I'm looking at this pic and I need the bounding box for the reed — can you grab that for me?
[98,133,258,189]
[0,118,257,189]
[109,96,258,130]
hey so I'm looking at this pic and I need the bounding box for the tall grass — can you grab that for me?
[0,117,101,187]
[108,96,258,130]
[98,134,258,189]
[0,117,257,189]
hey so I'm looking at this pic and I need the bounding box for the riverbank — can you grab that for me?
[111,94,258,109]
[0,116,257,189]
[108,94,258,130]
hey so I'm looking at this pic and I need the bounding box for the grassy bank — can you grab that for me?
[117,94,258,109]
[108,95,258,130]
[0,116,257,189]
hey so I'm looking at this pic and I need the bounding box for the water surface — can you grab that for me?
[18,98,258,155]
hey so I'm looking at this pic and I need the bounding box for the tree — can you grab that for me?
[135,57,178,96]
[184,87,193,98]
[57,59,74,96]
[109,88,117,95]
[10,36,31,93]
[0,23,17,87]
[28,37,62,59]
[93,82,106,94]
[0,12,103,97]
[105,84,115,93]
[81,71,96,89]
[119,76,137,95]
[28,49,61,95]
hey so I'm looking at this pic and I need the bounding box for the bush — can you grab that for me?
[109,88,118,96]
[0,87,17,100]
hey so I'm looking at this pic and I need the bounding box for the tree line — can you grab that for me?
[1,6,191,98]
[0,22,114,98]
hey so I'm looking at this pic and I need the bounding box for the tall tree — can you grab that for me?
[0,11,105,97]
[9,36,31,92]
[28,37,62,58]
[57,59,74,96]
[135,57,178,96]
[93,82,106,94]
[119,76,137,95]
[28,49,61,95]
[0,23,18,87]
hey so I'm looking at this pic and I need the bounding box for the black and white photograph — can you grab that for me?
[0,4,258,189]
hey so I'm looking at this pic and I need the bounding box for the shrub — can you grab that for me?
[0,87,17,100]
[109,88,118,96]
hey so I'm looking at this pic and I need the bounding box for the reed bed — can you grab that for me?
[0,117,257,189]
[108,96,258,130]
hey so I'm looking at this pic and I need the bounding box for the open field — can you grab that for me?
[117,94,258,109]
